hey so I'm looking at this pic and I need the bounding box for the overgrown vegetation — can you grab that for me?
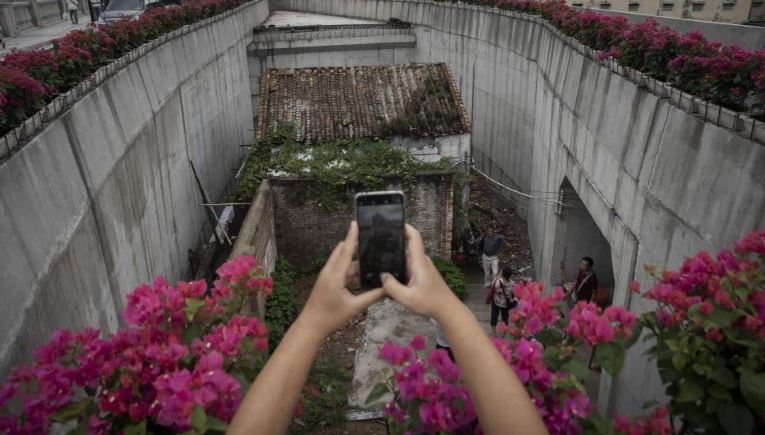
[380,76,464,137]
[235,124,451,209]
[266,256,355,434]
[432,257,468,300]
[293,361,352,434]
[264,258,300,349]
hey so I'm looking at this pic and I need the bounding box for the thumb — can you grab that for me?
[349,287,385,313]
[381,273,409,301]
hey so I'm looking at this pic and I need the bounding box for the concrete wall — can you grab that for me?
[578,7,765,49]
[0,0,270,378]
[248,25,415,113]
[552,179,615,291]
[271,0,765,416]
[269,172,454,266]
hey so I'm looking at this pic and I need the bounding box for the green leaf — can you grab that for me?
[192,406,207,433]
[689,305,737,330]
[206,416,229,433]
[536,327,564,347]
[583,412,613,435]
[51,398,92,423]
[123,420,147,435]
[707,383,733,401]
[595,342,625,376]
[740,370,765,413]
[184,298,206,322]
[542,347,562,371]
[365,382,390,405]
[562,359,590,381]
[718,402,754,435]
[183,321,204,345]
[672,353,688,370]
[712,367,737,389]
[677,379,704,402]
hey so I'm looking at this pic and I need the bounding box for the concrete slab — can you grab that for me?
[348,298,436,410]
[260,10,380,27]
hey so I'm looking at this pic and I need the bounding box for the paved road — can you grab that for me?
[1,18,92,57]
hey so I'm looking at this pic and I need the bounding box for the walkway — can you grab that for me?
[1,17,92,57]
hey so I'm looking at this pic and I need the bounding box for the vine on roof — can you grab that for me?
[234,124,452,209]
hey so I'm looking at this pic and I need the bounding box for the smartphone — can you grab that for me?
[355,191,407,289]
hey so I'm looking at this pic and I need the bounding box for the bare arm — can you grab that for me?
[382,225,548,435]
[228,222,384,435]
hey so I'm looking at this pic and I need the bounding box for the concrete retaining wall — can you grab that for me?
[0,0,270,378]
[272,0,765,416]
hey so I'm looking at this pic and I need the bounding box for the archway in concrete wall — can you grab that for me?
[551,178,615,297]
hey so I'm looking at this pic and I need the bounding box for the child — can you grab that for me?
[487,265,516,336]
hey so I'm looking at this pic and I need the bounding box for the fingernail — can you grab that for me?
[379,273,388,282]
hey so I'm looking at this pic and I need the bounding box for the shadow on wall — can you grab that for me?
[552,178,615,297]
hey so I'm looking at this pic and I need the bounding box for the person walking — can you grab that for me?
[67,0,79,24]
[89,0,102,22]
[476,224,507,288]
[486,265,516,336]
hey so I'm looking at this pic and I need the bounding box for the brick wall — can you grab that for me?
[270,172,454,267]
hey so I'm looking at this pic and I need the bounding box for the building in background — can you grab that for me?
[570,0,765,24]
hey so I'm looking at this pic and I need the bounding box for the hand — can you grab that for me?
[381,224,460,320]
[298,221,385,339]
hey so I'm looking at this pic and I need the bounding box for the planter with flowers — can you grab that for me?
[0,255,272,434]
[369,230,765,435]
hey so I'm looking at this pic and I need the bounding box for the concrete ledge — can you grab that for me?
[249,34,416,55]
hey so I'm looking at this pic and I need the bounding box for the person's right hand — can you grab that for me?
[381,224,461,319]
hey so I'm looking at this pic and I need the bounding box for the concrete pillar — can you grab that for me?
[0,1,17,36]
[28,0,40,26]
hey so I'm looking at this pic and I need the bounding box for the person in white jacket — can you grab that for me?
[67,0,79,24]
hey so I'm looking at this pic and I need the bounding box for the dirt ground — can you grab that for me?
[292,275,387,435]
[468,170,535,279]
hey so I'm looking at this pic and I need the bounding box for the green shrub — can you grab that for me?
[264,258,300,349]
[234,124,451,208]
[293,362,351,433]
[432,257,468,300]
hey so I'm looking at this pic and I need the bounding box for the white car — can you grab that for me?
[97,0,171,25]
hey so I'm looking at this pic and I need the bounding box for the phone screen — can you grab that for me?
[356,192,407,289]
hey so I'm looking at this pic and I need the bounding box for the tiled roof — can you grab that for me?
[256,63,471,143]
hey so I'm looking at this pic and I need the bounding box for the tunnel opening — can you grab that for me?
[552,178,615,304]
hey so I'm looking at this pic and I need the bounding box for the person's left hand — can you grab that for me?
[298,221,386,339]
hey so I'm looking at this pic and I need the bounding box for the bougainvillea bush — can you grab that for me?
[455,0,765,115]
[0,0,248,136]
[0,255,272,434]
[371,230,765,434]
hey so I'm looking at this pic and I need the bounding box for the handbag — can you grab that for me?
[485,277,498,305]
